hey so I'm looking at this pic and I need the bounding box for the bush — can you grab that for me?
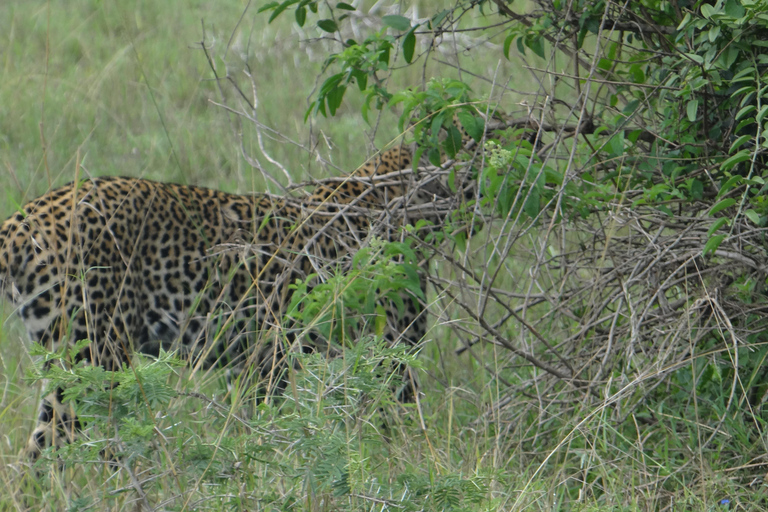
[9,0,768,509]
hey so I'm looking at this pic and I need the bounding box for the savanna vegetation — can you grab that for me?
[2,0,768,510]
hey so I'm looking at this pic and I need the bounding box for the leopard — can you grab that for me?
[0,145,472,463]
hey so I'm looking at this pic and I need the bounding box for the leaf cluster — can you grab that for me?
[286,238,422,344]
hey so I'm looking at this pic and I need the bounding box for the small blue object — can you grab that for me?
[719,498,730,506]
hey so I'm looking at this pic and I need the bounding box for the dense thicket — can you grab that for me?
[249,0,768,500]
[14,1,768,509]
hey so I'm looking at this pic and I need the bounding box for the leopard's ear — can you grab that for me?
[377,146,412,175]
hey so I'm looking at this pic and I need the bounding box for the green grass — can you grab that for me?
[1,1,767,511]
[0,1,392,200]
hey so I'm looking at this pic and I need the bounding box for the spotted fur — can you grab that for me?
[0,147,465,461]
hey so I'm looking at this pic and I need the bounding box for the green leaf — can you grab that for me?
[686,100,698,122]
[721,150,750,172]
[268,0,298,23]
[456,111,484,142]
[622,99,640,116]
[730,135,752,153]
[526,36,545,59]
[427,148,441,167]
[708,25,721,42]
[258,2,279,13]
[709,198,736,216]
[597,58,612,71]
[607,132,624,158]
[707,217,729,237]
[295,6,306,26]
[319,73,343,95]
[378,41,391,64]
[733,67,756,81]
[413,146,426,171]
[758,105,768,124]
[724,0,745,17]
[703,234,726,256]
[685,53,704,65]
[690,179,704,200]
[403,27,416,63]
[516,36,526,55]
[544,167,563,185]
[431,10,449,26]
[735,105,755,120]
[336,2,355,10]
[430,112,445,145]
[745,209,760,225]
[382,15,411,31]
[718,175,743,196]
[351,69,367,91]
[326,85,346,115]
[576,26,587,49]
[735,117,755,133]
[360,100,370,123]
[503,34,514,60]
[317,19,338,32]
[629,64,645,83]
[524,189,540,218]
[723,46,739,69]
[676,12,691,30]
[731,85,756,98]
[443,126,463,159]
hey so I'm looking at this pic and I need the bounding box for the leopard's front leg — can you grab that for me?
[23,384,80,463]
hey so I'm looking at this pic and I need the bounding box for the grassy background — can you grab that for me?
[1,1,761,511]
[0,1,394,197]
[0,1,524,510]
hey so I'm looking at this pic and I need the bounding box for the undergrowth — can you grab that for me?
[3,0,768,511]
[16,339,497,511]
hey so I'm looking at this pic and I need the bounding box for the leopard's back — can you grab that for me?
[1,177,287,367]
[0,147,425,371]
